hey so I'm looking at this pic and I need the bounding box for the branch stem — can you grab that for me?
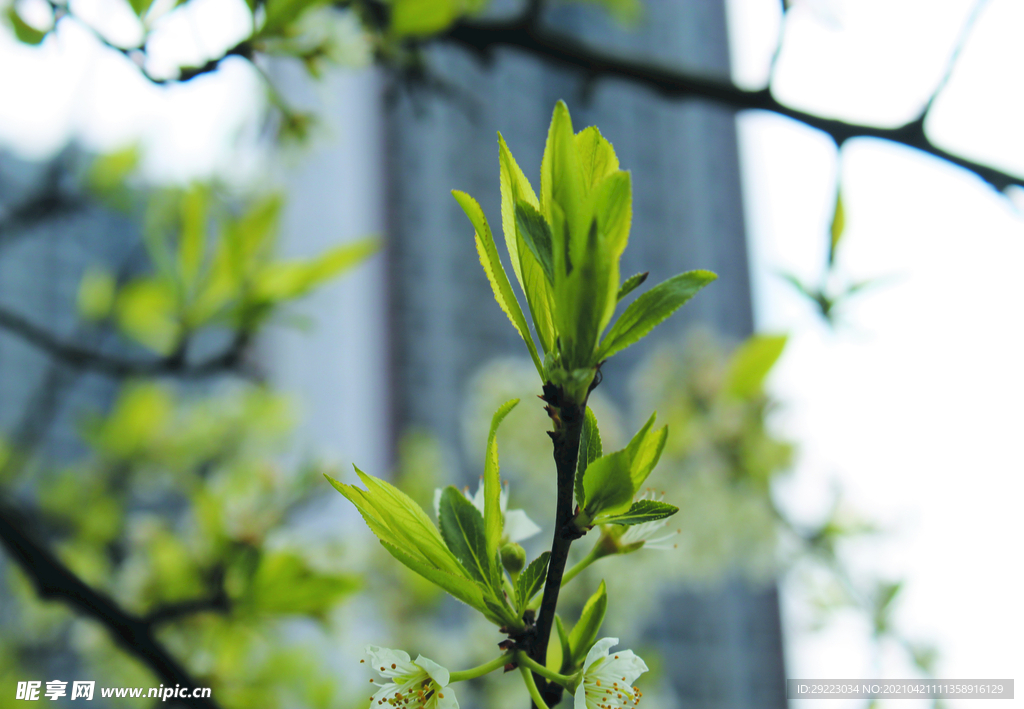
[559,543,602,590]
[527,386,587,707]
[515,652,575,688]
[449,654,513,683]
[519,665,551,709]
[0,497,220,709]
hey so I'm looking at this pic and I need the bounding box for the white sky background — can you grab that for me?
[1,0,1023,705]
[726,0,1024,705]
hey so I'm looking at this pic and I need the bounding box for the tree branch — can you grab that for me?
[527,383,588,709]
[0,306,247,379]
[0,498,221,709]
[432,15,1023,192]
[143,593,230,627]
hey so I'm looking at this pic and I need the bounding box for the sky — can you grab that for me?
[726,0,1024,704]
[2,0,1023,705]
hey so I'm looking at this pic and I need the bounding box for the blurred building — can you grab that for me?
[0,150,135,462]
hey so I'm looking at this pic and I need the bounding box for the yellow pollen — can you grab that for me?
[392,663,397,669]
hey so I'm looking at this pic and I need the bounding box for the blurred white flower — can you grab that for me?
[433,479,541,544]
[573,638,648,709]
[364,646,457,709]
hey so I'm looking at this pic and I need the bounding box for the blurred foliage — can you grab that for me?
[1,384,364,709]
[74,183,377,355]
[0,150,377,708]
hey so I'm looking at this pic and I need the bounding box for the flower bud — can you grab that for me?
[500,542,527,575]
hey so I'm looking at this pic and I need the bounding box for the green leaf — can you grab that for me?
[873,581,902,635]
[590,170,632,268]
[115,278,180,355]
[326,469,465,579]
[541,101,585,279]
[575,407,602,509]
[438,486,492,585]
[723,334,787,399]
[829,190,845,266]
[568,580,607,664]
[453,190,543,376]
[561,219,612,368]
[380,541,493,620]
[514,201,554,284]
[252,237,378,303]
[598,499,678,526]
[499,134,555,355]
[128,0,157,18]
[390,0,461,36]
[617,271,648,301]
[78,268,116,321]
[581,450,634,520]
[574,126,620,192]
[6,7,47,45]
[245,551,360,616]
[515,551,550,612]
[260,0,331,35]
[178,185,209,290]
[226,194,284,275]
[484,399,519,559]
[555,615,571,672]
[598,270,717,360]
[623,412,667,489]
[576,0,642,23]
[88,146,139,194]
[561,171,631,353]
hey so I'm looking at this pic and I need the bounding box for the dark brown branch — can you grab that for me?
[527,384,587,709]
[0,175,87,252]
[143,592,230,627]
[434,16,1023,192]
[0,306,247,379]
[53,9,252,85]
[0,498,220,709]
[922,0,991,115]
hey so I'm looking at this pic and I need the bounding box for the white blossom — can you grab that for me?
[574,638,648,709]
[363,646,458,709]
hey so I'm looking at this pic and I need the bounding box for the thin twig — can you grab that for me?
[0,306,247,378]
[921,0,992,116]
[433,14,1022,192]
[0,499,221,709]
[527,384,588,708]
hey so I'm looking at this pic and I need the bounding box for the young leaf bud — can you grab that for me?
[500,542,527,575]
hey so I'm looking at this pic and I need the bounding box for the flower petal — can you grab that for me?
[415,654,450,688]
[582,637,619,673]
[366,645,417,679]
[574,683,588,709]
[596,649,648,686]
[434,684,460,709]
[503,509,541,542]
[371,682,399,706]
[469,480,486,513]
